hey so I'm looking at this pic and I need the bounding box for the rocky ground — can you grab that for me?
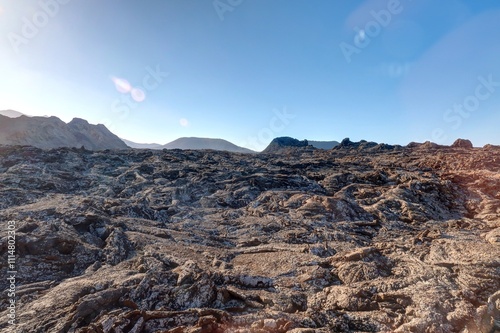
[0,143,499,332]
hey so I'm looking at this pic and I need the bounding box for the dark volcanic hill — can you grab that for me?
[0,114,128,150]
[262,136,311,153]
[0,143,499,332]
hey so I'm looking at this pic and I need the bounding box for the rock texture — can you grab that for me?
[335,138,402,152]
[452,139,474,149]
[0,115,129,150]
[0,144,499,332]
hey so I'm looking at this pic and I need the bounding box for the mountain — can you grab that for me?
[121,137,255,153]
[0,114,129,150]
[162,137,254,153]
[0,109,26,118]
[308,140,339,149]
[261,136,311,153]
[121,138,163,149]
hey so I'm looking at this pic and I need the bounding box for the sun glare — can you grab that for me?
[111,77,132,94]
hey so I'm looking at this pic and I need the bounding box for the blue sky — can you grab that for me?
[0,0,499,150]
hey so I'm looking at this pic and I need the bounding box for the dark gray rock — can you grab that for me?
[0,145,499,332]
[262,137,310,154]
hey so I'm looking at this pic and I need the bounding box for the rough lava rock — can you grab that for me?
[0,144,500,332]
[452,139,474,149]
[262,137,310,154]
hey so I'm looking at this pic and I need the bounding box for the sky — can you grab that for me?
[0,0,499,151]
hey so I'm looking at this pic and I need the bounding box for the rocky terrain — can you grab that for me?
[0,141,499,332]
[0,115,128,150]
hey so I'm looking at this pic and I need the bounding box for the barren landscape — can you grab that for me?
[1,140,499,332]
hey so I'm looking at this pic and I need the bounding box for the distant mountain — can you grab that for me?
[163,137,255,153]
[0,114,129,150]
[121,138,163,149]
[308,140,339,149]
[262,137,311,154]
[0,110,26,118]
[122,137,256,153]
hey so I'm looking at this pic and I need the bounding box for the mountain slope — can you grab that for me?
[121,138,163,149]
[0,114,129,150]
[162,137,255,153]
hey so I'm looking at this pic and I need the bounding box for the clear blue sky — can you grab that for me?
[1,0,499,150]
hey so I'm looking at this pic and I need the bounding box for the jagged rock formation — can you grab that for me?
[0,115,129,150]
[406,141,445,150]
[262,137,310,154]
[0,144,499,332]
[334,138,402,152]
[452,139,474,149]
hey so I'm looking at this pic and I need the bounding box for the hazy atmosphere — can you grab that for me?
[1,0,499,150]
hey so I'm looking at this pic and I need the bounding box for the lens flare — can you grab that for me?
[131,88,146,102]
[111,77,132,94]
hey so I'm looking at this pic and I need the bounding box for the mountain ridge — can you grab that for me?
[123,137,256,153]
[0,113,128,150]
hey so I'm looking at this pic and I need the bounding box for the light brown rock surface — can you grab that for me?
[0,144,499,332]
